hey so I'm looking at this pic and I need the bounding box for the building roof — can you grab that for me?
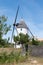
[17,19,28,29]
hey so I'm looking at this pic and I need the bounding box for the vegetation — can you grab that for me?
[38,41,43,46]
[0,15,11,47]
[14,33,30,56]
[0,49,43,65]
[0,51,27,64]
[32,38,39,45]
[14,36,20,48]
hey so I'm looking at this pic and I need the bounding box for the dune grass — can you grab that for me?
[0,48,43,65]
[0,56,43,65]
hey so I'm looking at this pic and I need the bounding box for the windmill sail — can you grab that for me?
[28,27,34,38]
[11,6,19,42]
[14,6,19,24]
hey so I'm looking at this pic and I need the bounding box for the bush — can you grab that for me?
[19,55,26,62]
[14,52,20,62]
[0,52,8,63]
[7,51,14,63]
[0,51,28,64]
[32,38,39,45]
[0,51,14,63]
[38,41,43,46]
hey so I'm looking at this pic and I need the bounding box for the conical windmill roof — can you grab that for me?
[17,19,28,29]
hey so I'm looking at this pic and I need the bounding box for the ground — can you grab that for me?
[0,48,43,65]
[0,56,43,65]
[16,57,43,65]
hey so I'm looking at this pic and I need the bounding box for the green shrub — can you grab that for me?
[0,52,8,63]
[7,51,14,63]
[32,38,39,45]
[38,41,43,46]
[14,52,20,62]
[0,51,28,63]
[19,55,26,62]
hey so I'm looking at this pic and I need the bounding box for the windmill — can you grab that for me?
[11,6,34,43]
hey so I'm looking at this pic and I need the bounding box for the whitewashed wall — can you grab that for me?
[17,28,28,35]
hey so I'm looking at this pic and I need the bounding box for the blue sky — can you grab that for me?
[0,0,43,40]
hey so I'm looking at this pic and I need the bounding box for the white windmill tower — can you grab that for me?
[17,19,28,35]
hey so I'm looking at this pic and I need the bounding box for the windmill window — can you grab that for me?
[21,28,22,31]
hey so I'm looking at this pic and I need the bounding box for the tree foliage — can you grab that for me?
[14,33,29,44]
[0,15,11,39]
[32,38,39,45]
[0,15,11,46]
[14,36,19,43]
[14,33,30,55]
[19,33,29,45]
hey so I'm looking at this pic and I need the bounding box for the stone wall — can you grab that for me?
[28,45,43,57]
[0,46,43,57]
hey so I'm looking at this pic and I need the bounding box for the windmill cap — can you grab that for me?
[17,19,28,29]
